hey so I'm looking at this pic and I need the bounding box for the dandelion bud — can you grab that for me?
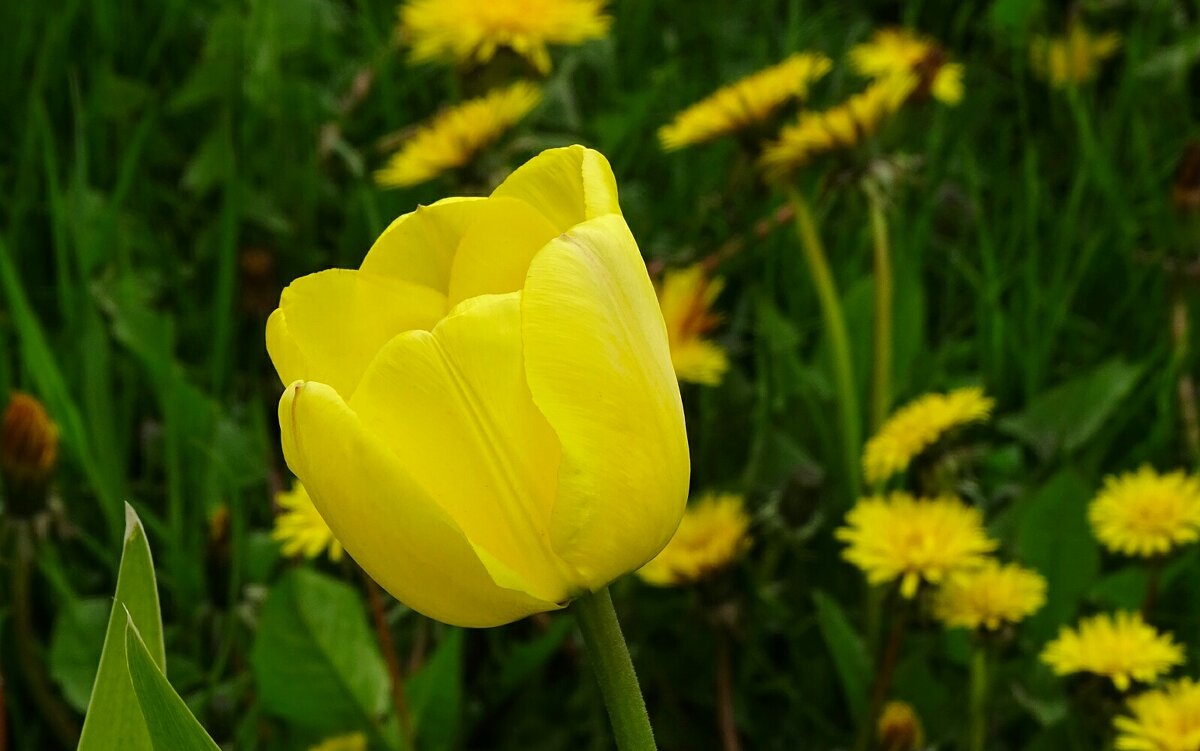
[1173,142,1200,215]
[877,700,924,751]
[1,392,59,518]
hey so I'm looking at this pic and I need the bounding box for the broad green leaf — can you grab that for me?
[407,629,464,751]
[78,504,165,751]
[49,598,110,712]
[250,568,391,734]
[812,590,869,722]
[125,619,220,751]
[492,617,572,703]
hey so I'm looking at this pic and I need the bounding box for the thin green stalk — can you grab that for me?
[865,188,893,433]
[573,588,656,751]
[786,188,862,501]
[968,640,989,751]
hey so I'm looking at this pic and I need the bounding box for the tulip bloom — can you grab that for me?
[267,146,690,628]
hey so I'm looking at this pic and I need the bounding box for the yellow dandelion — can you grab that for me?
[1031,24,1122,87]
[637,493,751,587]
[1115,678,1200,751]
[656,263,729,386]
[878,700,924,751]
[861,387,994,485]
[309,733,367,751]
[399,0,610,74]
[273,481,344,562]
[835,493,996,598]
[1041,612,1184,692]
[933,560,1047,631]
[759,80,906,178]
[1089,466,1200,558]
[851,27,964,105]
[658,52,832,151]
[375,82,541,189]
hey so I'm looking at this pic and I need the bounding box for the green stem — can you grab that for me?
[786,188,862,502]
[866,190,893,433]
[573,588,657,751]
[969,640,989,751]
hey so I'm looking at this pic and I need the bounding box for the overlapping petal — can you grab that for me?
[492,145,621,231]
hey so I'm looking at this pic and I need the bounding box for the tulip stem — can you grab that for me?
[573,588,657,751]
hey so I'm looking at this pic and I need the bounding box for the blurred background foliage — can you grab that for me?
[2,0,1200,748]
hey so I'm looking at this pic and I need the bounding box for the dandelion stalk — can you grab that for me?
[362,572,415,750]
[573,587,657,751]
[786,187,862,501]
[715,627,743,751]
[856,595,910,751]
[865,185,893,433]
[968,640,989,751]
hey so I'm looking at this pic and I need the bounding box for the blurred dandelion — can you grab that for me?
[637,492,750,587]
[877,700,924,751]
[1030,24,1121,87]
[836,493,996,598]
[272,481,344,562]
[375,81,541,188]
[933,561,1046,631]
[1115,678,1200,751]
[309,733,367,751]
[1088,466,1200,558]
[399,0,610,74]
[1041,612,1184,691]
[850,28,964,105]
[1,392,59,518]
[861,387,993,485]
[658,52,832,151]
[657,263,730,386]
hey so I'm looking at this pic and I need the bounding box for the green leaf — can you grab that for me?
[250,568,391,734]
[78,504,165,751]
[812,590,870,722]
[49,598,110,712]
[999,359,1143,461]
[125,619,220,751]
[407,629,464,751]
[492,617,572,703]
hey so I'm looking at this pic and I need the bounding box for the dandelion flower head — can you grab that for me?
[934,560,1047,630]
[656,263,729,386]
[1089,466,1200,558]
[851,27,964,105]
[658,52,832,151]
[1115,678,1200,751]
[273,481,344,562]
[637,492,751,587]
[1031,24,1121,87]
[862,387,994,485]
[1041,612,1184,691]
[400,0,610,74]
[877,700,925,751]
[375,82,541,189]
[836,492,996,598]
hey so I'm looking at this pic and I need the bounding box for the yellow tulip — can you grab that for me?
[267,146,690,627]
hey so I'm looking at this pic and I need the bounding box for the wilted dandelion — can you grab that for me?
[638,493,751,587]
[658,52,832,151]
[861,387,994,485]
[933,560,1046,631]
[877,700,924,751]
[1041,612,1184,691]
[272,481,344,562]
[399,0,610,74]
[759,80,906,178]
[1,392,59,517]
[309,733,367,751]
[836,493,996,598]
[657,263,729,386]
[1030,24,1121,87]
[375,81,541,188]
[1089,466,1200,558]
[850,27,963,105]
[1115,678,1200,751]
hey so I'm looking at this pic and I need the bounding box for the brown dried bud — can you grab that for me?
[1173,142,1200,215]
[878,700,924,751]
[1,392,59,518]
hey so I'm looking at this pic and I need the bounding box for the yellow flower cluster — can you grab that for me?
[850,28,964,105]
[1041,612,1184,691]
[657,263,730,386]
[375,81,542,188]
[399,0,610,74]
[933,560,1046,631]
[1115,678,1200,751]
[861,387,994,485]
[836,492,996,598]
[658,53,832,151]
[272,481,344,562]
[1089,466,1200,558]
[638,493,751,587]
[1031,25,1122,88]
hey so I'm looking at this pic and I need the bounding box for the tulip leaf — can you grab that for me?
[250,568,392,736]
[78,503,165,751]
[812,590,870,723]
[124,618,221,751]
[408,628,464,751]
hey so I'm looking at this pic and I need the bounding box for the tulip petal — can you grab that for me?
[279,381,561,627]
[522,214,690,588]
[360,196,485,293]
[349,292,576,603]
[446,197,560,307]
[491,145,621,232]
[266,269,446,399]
